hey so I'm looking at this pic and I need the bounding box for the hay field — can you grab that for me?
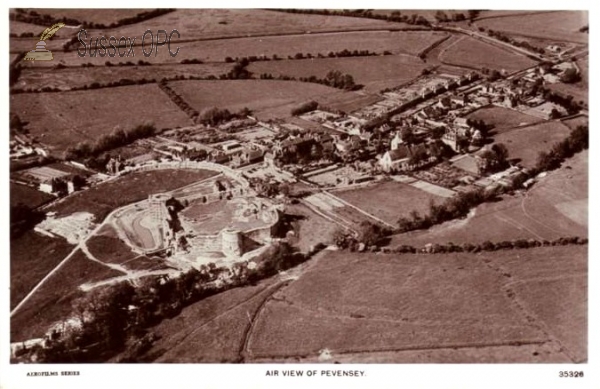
[390,150,587,247]
[440,36,537,73]
[476,11,589,44]
[249,55,427,92]
[10,84,193,154]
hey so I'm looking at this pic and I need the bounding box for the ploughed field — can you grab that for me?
[133,245,586,363]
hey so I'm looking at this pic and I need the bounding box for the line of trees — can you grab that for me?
[382,236,587,255]
[197,107,252,126]
[225,49,390,65]
[157,81,199,121]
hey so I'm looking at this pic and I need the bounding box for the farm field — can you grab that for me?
[11,249,126,342]
[334,180,445,225]
[249,55,427,92]
[10,182,54,208]
[440,36,537,73]
[475,11,589,44]
[136,245,585,362]
[85,8,398,42]
[49,168,217,221]
[13,63,233,91]
[10,84,193,154]
[10,231,74,309]
[168,79,373,120]
[47,30,448,66]
[390,150,587,247]
[493,121,571,168]
[467,106,542,134]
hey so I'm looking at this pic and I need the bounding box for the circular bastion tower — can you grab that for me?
[221,228,243,258]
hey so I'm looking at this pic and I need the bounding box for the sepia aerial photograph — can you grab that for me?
[8,8,588,366]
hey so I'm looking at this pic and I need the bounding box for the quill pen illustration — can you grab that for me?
[23,22,65,61]
[40,22,65,41]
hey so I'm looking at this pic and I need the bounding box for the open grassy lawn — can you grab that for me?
[49,168,217,221]
[10,231,75,309]
[476,11,589,44]
[14,63,233,91]
[10,85,193,154]
[390,150,587,247]
[11,249,125,342]
[467,106,542,134]
[494,121,571,168]
[440,36,537,73]
[249,55,427,93]
[168,79,371,120]
[10,182,54,208]
[334,180,444,225]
